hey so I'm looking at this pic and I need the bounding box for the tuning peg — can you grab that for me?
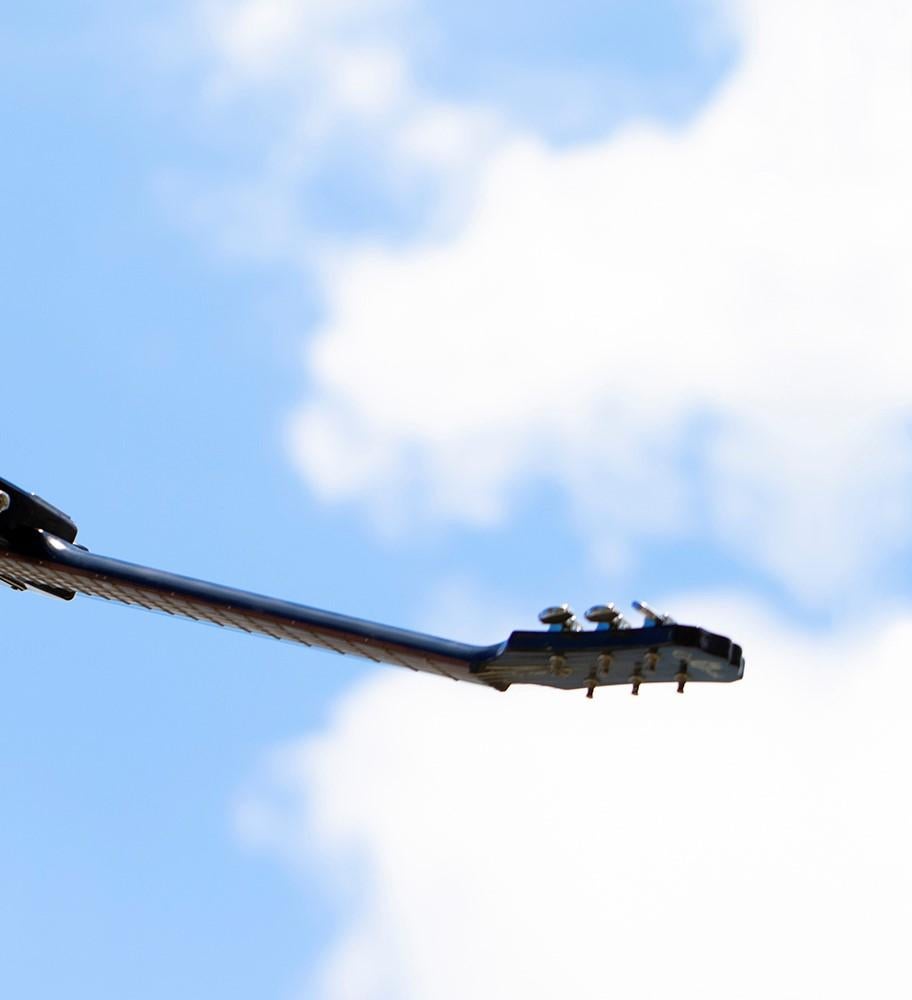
[584,603,630,630]
[631,600,675,627]
[585,668,597,699]
[0,490,10,514]
[549,654,571,678]
[675,662,688,693]
[629,669,643,696]
[538,604,582,632]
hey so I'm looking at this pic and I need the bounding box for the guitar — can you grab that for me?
[0,475,744,697]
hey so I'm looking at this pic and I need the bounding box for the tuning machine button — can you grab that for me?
[584,603,630,630]
[538,604,582,632]
[632,600,675,627]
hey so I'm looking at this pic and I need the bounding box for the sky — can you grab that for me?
[2,1,911,997]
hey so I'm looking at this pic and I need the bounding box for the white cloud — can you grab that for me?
[189,6,912,994]
[183,0,504,264]
[200,0,409,105]
[236,596,912,999]
[282,0,912,601]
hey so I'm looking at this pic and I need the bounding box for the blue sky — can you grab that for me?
[3,2,912,998]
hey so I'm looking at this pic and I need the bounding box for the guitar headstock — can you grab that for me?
[475,601,744,696]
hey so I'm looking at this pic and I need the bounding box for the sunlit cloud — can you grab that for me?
[181,4,912,993]
[177,0,504,263]
[236,595,912,1000]
[285,0,912,602]
[183,3,912,603]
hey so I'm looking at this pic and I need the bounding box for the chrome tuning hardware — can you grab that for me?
[585,668,598,699]
[549,654,572,678]
[585,651,615,701]
[0,491,10,515]
[584,603,630,630]
[538,604,582,632]
[631,600,675,627]
[675,665,688,694]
